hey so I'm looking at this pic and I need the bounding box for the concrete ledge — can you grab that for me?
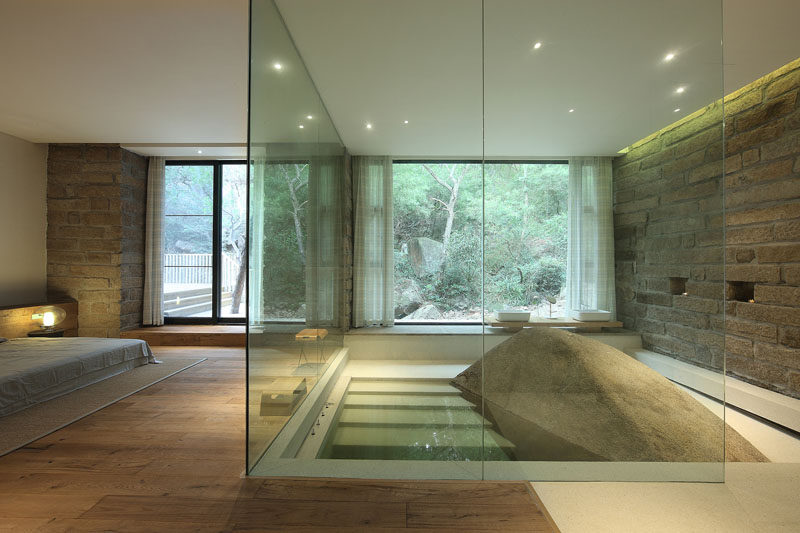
[626,348,800,433]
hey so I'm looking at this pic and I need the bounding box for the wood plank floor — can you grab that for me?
[0,346,555,532]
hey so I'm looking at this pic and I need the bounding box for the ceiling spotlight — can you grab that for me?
[366,123,373,129]
[299,124,304,129]
[197,150,203,154]
[306,115,313,120]
[674,108,681,113]
[403,120,409,124]
[273,62,283,71]
[568,108,575,113]
[533,41,542,50]
[664,52,675,62]
[676,86,686,94]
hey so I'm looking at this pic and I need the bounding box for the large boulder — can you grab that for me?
[451,328,767,462]
[408,237,445,277]
[394,278,423,318]
[404,303,443,321]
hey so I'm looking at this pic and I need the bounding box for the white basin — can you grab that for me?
[570,309,611,321]
[496,310,531,322]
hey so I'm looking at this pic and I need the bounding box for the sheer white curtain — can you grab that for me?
[353,156,394,327]
[249,155,266,324]
[305,156,343,327]
[566,156,616,318]
[143,156,165,326]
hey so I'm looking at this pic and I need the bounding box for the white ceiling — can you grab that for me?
[0,0,797,157]
[0,0,248,147]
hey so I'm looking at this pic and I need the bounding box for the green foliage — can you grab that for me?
[258,163,309,315]
[164,165,214,254]
[393,162,568,316]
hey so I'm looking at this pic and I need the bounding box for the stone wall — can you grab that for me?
[613,59,800,398]
[47,144,148,337]
[120,150,148,330]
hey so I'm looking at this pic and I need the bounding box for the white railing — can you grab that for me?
[164,253,240,291]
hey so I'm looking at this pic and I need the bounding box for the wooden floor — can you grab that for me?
[0,346,555,532]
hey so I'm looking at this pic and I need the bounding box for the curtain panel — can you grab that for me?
[352,156,394,327]
[566,156,616,319]
[142,156,166,326]
[305,156,344,327]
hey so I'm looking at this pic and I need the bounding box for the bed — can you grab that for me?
[0,337,156,417]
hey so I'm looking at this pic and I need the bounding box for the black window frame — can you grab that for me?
[391,159,569,325]
[164,159,247,325]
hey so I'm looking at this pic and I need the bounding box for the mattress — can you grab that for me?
[0,337,155,417]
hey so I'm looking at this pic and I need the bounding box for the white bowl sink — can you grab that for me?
[571,309,611,321]
[496,310,531,322]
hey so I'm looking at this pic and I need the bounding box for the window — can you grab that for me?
[256,161,310,322]
[393,161,568,322]
[163,161,247,323]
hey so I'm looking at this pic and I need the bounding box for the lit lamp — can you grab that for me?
[31,306,66,332]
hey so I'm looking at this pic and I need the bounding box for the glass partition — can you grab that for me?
[247,0,345,470]
[481,0,725,482]
[248,0,728,482]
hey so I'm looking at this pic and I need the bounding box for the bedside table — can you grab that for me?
[28,329,66,338]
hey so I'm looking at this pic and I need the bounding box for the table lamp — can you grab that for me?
[31,305,67,331]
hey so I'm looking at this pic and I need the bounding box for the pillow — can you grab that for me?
[0,337,7,343]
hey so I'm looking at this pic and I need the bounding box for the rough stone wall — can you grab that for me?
[47,144,147,337]
[120,150,148,330]
[613,58,800,398]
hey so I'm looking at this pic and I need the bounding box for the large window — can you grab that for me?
[393,161,568,322]
[164,161,247,322]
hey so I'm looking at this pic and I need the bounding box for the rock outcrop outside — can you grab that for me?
[451,328,767,462]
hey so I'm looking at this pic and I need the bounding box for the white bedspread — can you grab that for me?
[0,337,155,416]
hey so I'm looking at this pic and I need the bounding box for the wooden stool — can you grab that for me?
[294,328,328,366]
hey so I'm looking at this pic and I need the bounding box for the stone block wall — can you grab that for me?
[120,150,147,330]
[47,144,147,337]
[613,58,800,398]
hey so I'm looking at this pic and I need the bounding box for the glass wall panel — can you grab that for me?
[249,0,728,482]
[481,0,725,481]
[247,0,346,473]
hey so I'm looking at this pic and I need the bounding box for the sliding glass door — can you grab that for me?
[164,161,246,323]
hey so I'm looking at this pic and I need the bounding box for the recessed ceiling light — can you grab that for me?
[366,123,373,129]
[664,52,676,62]
[306,115,313,120]
[403,120,409,124]
[273,62,283,71]
[197,150,203,154]
[674,108,681,113]
[676,86,685,94]
[298,124,304,129]
[533,41,542,50]
[568,108,575,113]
